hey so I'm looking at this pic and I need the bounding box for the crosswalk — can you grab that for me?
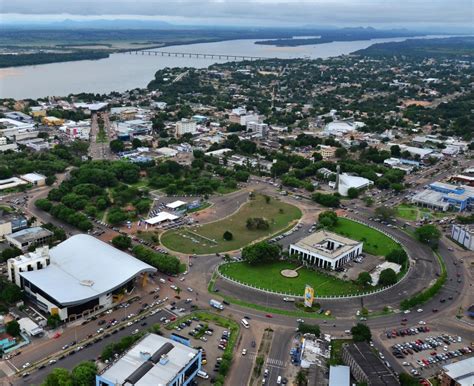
[266,358,286,368]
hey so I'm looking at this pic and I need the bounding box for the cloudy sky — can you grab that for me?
[1,0,473,30]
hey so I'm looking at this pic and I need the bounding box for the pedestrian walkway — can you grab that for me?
[266,358,286,368]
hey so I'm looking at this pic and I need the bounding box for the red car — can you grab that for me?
[265,314,273,318]
[52,332,61,339]
[170,316,176,321]
[168,278,173,282]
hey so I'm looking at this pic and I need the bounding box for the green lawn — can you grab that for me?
[219,261,364,296]
[331,218,401,256]
[161,194,301,254]
[396,204,418,221]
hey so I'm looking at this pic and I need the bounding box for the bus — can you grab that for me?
[241,319,250,329]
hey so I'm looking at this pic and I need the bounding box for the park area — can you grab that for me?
[330,218,401,256]
[161,194,301,254]
[219,261,364,296]
[396,203,446,222]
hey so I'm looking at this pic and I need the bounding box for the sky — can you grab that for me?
[1,0,473,30]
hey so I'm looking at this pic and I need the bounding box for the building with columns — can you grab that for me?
[289,231,363,270]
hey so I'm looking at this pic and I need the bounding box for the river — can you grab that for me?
[0,36,439,100]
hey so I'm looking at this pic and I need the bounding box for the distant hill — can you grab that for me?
[353,36,474,59]
[0,19,174,30]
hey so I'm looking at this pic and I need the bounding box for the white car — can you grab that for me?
[417,308,423,313]
[419,321,426,325]
[241,349,247,356]
[170,285,178,290]
[132,329,139,335]
[22,363,31,369]
[403,310,411,314]
[48,359,57,365]
[187,287,193,292]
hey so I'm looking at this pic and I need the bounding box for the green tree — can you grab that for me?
[47,314,61,329]
[112,235,132,250]
[415,224,441,248]
[399,373,420,386]
[379,268,397,286]
[297,322,320,336]
[223,231,233,241]
[385,249,407,265]
[242,242,281,265]
[347,187,359,198]
[350,323,372,342]
[271,160,290,177]
[109,139,125,153]
[246,217,270,230]
[71,361,98,386]
[356,272,372,287]
[312,193,340,208]
[318,211,338,228]
[295,369,308,386]
[374,205,395,220]
[390,145,401,157]
[42,368,73,386]
[6,320,20,337]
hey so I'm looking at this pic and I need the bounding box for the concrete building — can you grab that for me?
[0,177,27,191]
[42,116,64,126]
[18,317,44,337]
[319,145,337,160]
[8,235,156,320]
[175,119,197,137]
[440,357,474,386]
[5,227,53,251]
[0,215,27,239]
[289,231,363,270]
[342,342,399,386]
[246,121,268,137]
[413,182,474,212]
[451,225,474,251]
[329,365,350,386]
[20,173,46,187]
[324,119,365,136]
[96,333,202,386]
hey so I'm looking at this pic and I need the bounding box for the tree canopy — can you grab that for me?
[241,242,281,265]
[350,323,372,342]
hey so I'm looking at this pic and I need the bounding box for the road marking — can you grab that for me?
[8,360,19,372]
[266,358,286,367]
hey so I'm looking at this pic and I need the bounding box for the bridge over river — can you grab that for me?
[123,49,271,61]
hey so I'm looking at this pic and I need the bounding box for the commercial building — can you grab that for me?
[9,235,156,320]
[5,227,53,251]
[342,342,399,386]
[145,212,179,226]
[18,317,44,337]
[0,215,27,239]
[20,173,46,187]
[451,225,474,251]
[412,182,474,212]
[289,231,363,270]
[336,173,373,196]
[329,365,350,386]
[440,357,474,386]
[96,333,202,386]
[175,119,197,137]
[319,145,337,160]
[0,177,27,191]
[324,119,365,136]
[42,116,64,126]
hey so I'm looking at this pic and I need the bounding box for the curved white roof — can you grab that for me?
[20,234,156,306]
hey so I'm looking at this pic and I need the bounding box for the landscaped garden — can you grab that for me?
[330,217,401,256]
[161,194,301,254]
[396,203,447,222]
[219,261,364,296]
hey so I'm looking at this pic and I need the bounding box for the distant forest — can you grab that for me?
[0,51,109,68]
[255,28,421,46]
[353,37,474,59]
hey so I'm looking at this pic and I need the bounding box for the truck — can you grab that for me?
[210,299,224,310]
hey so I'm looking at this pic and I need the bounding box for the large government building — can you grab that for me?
[289,230,363,270]
[8,234,156,321]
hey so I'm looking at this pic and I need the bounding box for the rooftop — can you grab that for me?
[145,212,179,225]
[344,342,399,386]
[442,357,474,386]
[6,227,52,244]
[99,333,199,385]
[329,366,350,386]
[19,235,156,306]
[292,230,362,259]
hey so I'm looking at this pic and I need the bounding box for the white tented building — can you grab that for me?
[336,173,373,196]
[8,235,156,321]
[289,231,363,270]
[145,212,179,226]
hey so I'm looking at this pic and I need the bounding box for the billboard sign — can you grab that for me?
[304,285,314,308]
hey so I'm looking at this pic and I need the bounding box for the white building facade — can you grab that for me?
[451,225,474,251]
[176,119,197,137]
[289,231,363,270]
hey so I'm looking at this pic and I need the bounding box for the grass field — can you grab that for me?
[331,218,401,256]
[396,203,447,221]
[161,194,301,254]
[219,261,364,296]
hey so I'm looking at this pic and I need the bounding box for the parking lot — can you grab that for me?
[167,317,235,385]
[381,325,473,379]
